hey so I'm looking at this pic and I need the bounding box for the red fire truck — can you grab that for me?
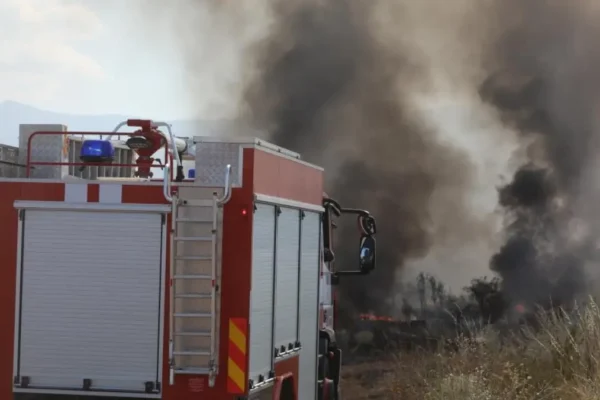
[0,120,377,400]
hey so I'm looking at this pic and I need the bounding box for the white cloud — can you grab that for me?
[12,0,103,40]
[0,0,106,103]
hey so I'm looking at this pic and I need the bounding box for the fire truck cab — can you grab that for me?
[0,120,376,400]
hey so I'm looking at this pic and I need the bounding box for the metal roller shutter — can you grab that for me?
[298,211,321,400]
[274,207,300,350]
[249,203,276,382]
[15,209,164,394]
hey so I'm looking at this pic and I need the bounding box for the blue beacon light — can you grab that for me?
[80,140,115,163]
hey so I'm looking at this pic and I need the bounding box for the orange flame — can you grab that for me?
[514,304,526,314]
[358,313,395,322]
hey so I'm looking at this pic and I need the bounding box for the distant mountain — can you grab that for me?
[0,101,250,146]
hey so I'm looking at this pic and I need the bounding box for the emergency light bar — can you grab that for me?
[80,140,115,163]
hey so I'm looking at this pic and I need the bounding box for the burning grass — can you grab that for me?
[341,299,600,400]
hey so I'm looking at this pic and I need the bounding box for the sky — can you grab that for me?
[0,0,522,290]
[0,0,244,119]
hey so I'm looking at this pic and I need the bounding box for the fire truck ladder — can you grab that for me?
[165,165,232,387]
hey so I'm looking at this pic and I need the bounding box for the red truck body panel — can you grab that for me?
[0,144,323,400]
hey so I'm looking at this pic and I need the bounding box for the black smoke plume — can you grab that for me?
[480,0,600,311]
[240,0,480,318]
[134,0,600,321]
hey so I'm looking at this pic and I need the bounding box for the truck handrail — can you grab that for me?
[25,130,170,177]
[163,165,173,203]
[216,164,232,205]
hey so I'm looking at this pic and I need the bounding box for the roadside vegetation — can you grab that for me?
[342,277,600,399]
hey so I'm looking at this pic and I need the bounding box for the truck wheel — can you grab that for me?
[279,376,296,400]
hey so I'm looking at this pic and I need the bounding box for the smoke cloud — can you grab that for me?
[132,0,600,318]
[238,0,500,316]
[479,0,600,310]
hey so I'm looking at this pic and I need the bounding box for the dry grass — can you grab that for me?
[342,300,600,400]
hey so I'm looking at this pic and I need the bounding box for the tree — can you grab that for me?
[465,277,506,323]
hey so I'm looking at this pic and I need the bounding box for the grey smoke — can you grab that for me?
[131,0,600,317]
[134,0,509,316]
[479,0,600,310]
[239,0,492,317]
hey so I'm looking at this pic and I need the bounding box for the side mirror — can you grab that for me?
[358,235,376,273]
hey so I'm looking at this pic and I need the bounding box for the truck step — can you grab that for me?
[175,255,212,261]
[174,312,211,318]
[173,350,210,356]
[179,199,213,207]
[176,218,213,223]
[174,331,211,337]
[174,236,212,242]
[173,274,212,280]
[175,293,212,299]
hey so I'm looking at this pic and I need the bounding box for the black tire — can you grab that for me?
[279,376,296,400]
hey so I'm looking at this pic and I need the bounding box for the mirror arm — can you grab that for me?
[322,197,376,282]
[339,207,370,217]
[341,207,366,213]
[323,197,371,218]
[323,198,342,216]
[331,269,371,285]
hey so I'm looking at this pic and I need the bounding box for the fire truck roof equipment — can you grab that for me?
[25,119,185,181]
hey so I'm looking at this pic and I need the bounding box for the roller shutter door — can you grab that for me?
[15,209,164,394]
[248,203,276,382]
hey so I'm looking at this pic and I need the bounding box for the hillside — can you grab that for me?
[0,101,244,146]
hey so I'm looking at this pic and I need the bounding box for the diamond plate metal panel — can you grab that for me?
[19,124,68,179]
[0,144,19,163]
[0,144,24,177]
[193,141,242,186]
[0,164,27,178]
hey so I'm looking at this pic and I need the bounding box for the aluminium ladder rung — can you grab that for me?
[174,331,211,337]
[174,236,212,242]
[174,367,211,375]
[175,255,212,261]
[174,312,211,318]
[175,293,212,299]
[171,197,218,381]
[173,350,210,356]
[173,274,211,280]
[176,218,213,223]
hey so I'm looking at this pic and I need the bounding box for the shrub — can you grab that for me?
[342,298,600,400]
